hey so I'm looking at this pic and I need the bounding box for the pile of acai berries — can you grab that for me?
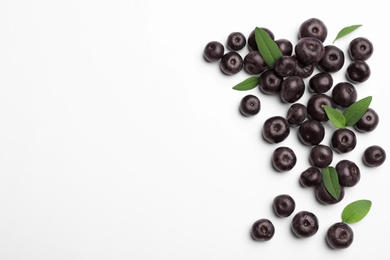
[203,18,386,249]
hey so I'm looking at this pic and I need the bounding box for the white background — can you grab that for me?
[1,1,389,259]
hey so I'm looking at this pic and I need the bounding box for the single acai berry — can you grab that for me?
[244,51,267,75]
[354,108,379,132]
[220,52,243,75]
[273,194,295,218]
[275,38,293,56]
[248,28,275,51]
[336,159,360,187]
[307,93,334,122]
[203,41,225,62]
[280,76,305,103]
[298,18,328,42]
[274,55,296,77]
[346,60,371,83]
[317,45,345,73]
[363,145,386,167]
[259,69,284,95]
[239,95,261,116]
[331,128,357,153]
[315,182,345,205]
[272,146,297,172]
[309,144,333,168]
[262,116,290,143]
[332,82,357,108]
[326,222,354,249]
[308,72,333,93]
[227,32,246,51]
[291,210,319,238]
[300,167,322,187]
[298,119,325,146]
[287,103,307,126]
[251,218,275,241]
[292,55,315,78]
[294,37,325,65]
[349,37,373,61]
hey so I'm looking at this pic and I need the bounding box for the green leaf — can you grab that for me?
[232,76,259,91]
[333,24,362,43]
[255,27,283,68]
[343,96,372,126]
[322,166,340,200]
[342,199,372,224]
[323,105,346,128]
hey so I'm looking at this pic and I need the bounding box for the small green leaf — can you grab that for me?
[255,27,283,68]
[323,105,346,128]
[232,76,259,91]
[342,199,372,224]
[343,96,372,126]
[333,24,362,43]
[322,166,340,200]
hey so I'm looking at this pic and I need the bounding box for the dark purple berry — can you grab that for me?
[300,167,322,187]
[220,52,243,75]
[309,72,333,93]
[332,82,357,108]
[273,194,295,217]
[227,32,246,51]
[251,218,275,241]
[275,39,293,56]
[298,18,328,42]
[298,119,325,146]
[354,108,379,132]
[309,144,333,168]
[291,211,319,238]
[326,222,354,249]
[203,41,224,62]
[272,146,297,172]
[336,159,360,187]
[287,103,307,126]
[307,93,334,122]
[331,128,357,153]
[363,145,386,167]
[280,76,305,103]
[349,37,373,61]
[248,28,274,51]
[317,45,345,73]
[295,37,325,65]
[239,95,261,116]
[315,182,345,205]
[346,60,371,83]
[292,55,315,78]
[259,69,283,95]
[243,51,267,75]
[262,116,290,143]
[274,56,296,77]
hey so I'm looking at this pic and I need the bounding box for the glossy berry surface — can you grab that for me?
[272,146,297,172]
[298,119,325,146]
[317,45,345,73]
[275,39,293,56]
[273,194,295,218]
[263,116,290,143]
[336,159,360,187]
[291,211,319,238]
[220,52,243,75]
[239,95,261,116]
[295,37,325,65]
[309,144,333,168]
[300,167,322,187]
[243,51,267,75]
[274,55,296,77]
[203,41,224,62]
[292,55,315,78]
[298,18,328,42]
[315,182,345,205]
[251,218,275,241]
[363,145,386,167]
[332,82,357,108]
[280,76,305,103]
[346,60,371,83]
[354,108,379,132]
[227,32,246,51]
[259,69,283,95]
[331,128,357,153]
[286,103,307,126]
[307,93,334,122]
[349,37,373,61]
[326,222,354,249]
[309,72,333,93]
